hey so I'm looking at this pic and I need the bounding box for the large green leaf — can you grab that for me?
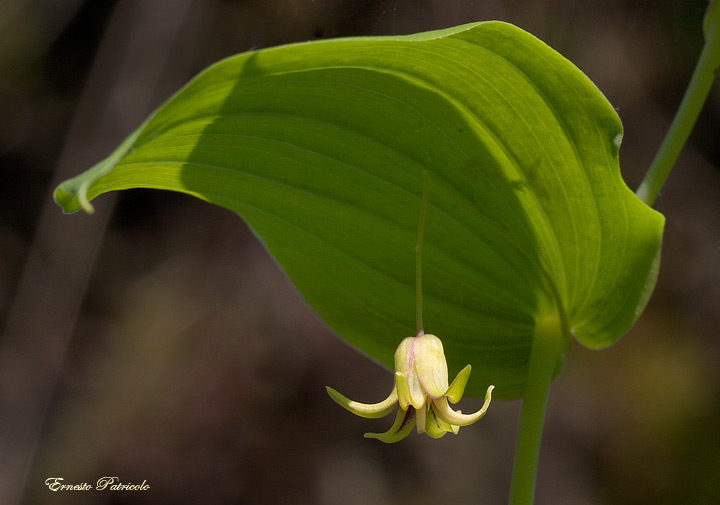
[55,22,664,399]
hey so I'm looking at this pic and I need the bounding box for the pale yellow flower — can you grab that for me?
[327,333,493,443]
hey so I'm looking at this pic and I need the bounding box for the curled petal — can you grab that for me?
[434,404,459,434]
[433,385,494,426]
[326,386,398,419]
[446,364,472,404]
[364,407,416,443]
[395,372,425,410]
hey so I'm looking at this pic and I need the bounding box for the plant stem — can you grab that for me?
[508,307,565,505]
[636,1,720,206]
[415,170,430,336]
[506,6,720,504]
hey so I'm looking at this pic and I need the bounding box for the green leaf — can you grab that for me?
[55,22,664,399]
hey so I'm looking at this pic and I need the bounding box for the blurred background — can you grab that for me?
[1,0,719,504]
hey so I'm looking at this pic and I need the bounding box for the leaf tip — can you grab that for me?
[53,180,95,215]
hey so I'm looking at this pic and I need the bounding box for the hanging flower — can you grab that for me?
[327,333,494,443]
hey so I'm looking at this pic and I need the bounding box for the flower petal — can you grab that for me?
[433,385,494,426]
[326,385,398,419]
[394,336,416,378]
[434,404,460,434]
[424,405,454,438]
[395,337,426,408]
[413,334,449,399]
[446,364,472,404]
[364,407,416,443]
[396,372,424,410]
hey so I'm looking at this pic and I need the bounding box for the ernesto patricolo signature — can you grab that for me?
[44,477,149,491]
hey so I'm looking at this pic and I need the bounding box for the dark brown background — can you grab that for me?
[1,1,719,504]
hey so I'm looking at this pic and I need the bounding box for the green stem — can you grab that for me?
[506,7,720,503]
[636,1,720,206]
[415,170,430,336]
[508,307,565,505]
